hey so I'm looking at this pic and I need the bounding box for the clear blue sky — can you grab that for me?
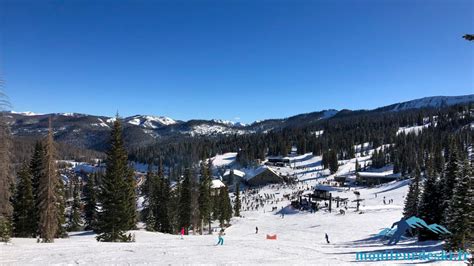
[1,0,472,123]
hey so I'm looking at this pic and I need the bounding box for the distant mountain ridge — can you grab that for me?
[3,94,473,151]
[375,95,474,112]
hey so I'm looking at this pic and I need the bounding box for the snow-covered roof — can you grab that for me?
[244,166,280,180]
[211,179,226,189]
[267,156,291,161]
[223,169,245,178]
[357,172,397,179]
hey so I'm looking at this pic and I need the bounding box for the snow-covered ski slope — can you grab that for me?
[1,179,464,265]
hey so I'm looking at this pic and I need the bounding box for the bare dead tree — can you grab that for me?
[37,118,60,242]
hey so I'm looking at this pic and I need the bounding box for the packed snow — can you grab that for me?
[210,152,238,168]
[3,149,469,264]
[187,124,250,136]
[1,178,465,265]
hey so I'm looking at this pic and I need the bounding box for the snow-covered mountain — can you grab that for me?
[124,115,177,128]
[211,119,247,127]
[4,94,473,151]
[378,95,474,112]
[9,111,43,116]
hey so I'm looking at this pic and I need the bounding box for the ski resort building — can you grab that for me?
[210,179,226,196]
[211,179,226,189]
[246,166,284,186]
[266,156,291,167]
[222,169,246,179]
[222,169,246,187]
[356,172,398,186]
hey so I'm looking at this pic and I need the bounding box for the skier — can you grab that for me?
[255,226,258,234]
[325,233,330,244]
[180,227,185,239]
[216,229,225,246]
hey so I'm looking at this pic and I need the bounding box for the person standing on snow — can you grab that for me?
[216,229,225,245]
[325,233,330,244]
[180,227,185,239]
[255,226,258,234]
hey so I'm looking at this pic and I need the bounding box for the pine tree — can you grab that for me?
[445,158,472,250]
[68,179,82,231]
[156,159,172,233]
[217,187,232,227]
[329,150,339,174]
[159,176,172,233]
[234,182,241,217]
[84,173,98,231]
[124,167,137,230]
[141,164,155,222]
[467,159,474,251]
[418,157,442,241]
[178,168,192,232]
[13,162,36,237]
[355,159,361,173]
[145,209,155,231]
[56,176,67,238]
[198,161,212,234]
[37,119,60,242]
[30,141,45,234]
[0,111,13,235]
[0,216,11,242]
[441,141,460,218]
[96,117,135,242]
[403,165,421,218]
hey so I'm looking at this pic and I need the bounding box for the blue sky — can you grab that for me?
[1,0,472,123]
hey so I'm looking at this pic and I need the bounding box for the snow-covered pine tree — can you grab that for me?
[13,162,36,237]
[445,158,472,250]
[403,165,421,218]
[96,117,135,242]
[84,173,98,231]
[418,156,442,241]
[37,119,60,242]
[234,181,241,217]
